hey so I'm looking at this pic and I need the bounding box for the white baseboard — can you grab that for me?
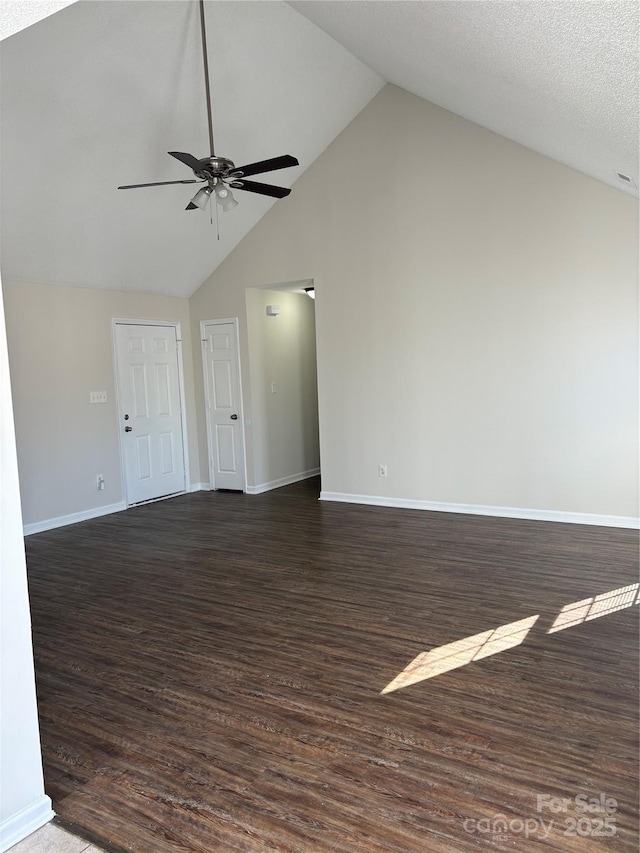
[319,491,640,529]
[23,484,215,535]
[0,795,55,852]
[24,501,127,536]
[247,468,320,496]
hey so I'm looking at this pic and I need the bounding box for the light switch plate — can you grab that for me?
[90,391,108,404]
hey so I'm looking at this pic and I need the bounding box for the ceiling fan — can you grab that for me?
[118,0,299,213]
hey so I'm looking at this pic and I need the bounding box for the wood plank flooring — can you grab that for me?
[25,479,639,852]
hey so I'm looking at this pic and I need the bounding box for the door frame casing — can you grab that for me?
[200,317,247,492]
[112,318,191,506]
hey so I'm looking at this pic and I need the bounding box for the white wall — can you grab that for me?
[2,281,200,529]
[245,288,319,490]
[190,84,639,523]
[0,287,53,851]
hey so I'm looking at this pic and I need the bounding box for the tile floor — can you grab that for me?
[8,823,106,853]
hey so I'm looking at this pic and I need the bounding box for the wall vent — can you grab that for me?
[615,171,637,188]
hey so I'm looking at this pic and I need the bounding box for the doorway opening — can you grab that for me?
[244,279,320,494]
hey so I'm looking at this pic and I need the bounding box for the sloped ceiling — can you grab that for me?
[0,1,383,296]
[1,1,637,300]
[0,1,77,40]
[292,0,639,198]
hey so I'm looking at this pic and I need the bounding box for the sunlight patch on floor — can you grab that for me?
[381,615,539,694]
[548,583,639,634]
[382,582,640,694]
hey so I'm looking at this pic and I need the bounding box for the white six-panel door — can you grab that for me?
[202,320,245,490]
[115,323,186,504]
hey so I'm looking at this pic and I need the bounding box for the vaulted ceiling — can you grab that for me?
[0,1,383,297]
[293,1,639,198]
[1,1,637,298]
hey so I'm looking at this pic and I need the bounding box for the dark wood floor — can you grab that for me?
[25,478,639,852]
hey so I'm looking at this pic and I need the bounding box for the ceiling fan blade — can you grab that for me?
[118,179,198,189]
[185,202,198,210]
[229,179,291,199]
[168,151,202,170]
[229,155,299,179]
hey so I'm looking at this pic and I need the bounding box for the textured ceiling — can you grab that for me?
[0,1,382,296]
[0,0,76,40]
[1,1,637,300]
[292,0,639,197]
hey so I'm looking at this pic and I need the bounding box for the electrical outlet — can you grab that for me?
[378,464,388,478]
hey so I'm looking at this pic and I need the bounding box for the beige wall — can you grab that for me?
[3,281,200,527]
[246,288,319,488]
[190,84,639,520]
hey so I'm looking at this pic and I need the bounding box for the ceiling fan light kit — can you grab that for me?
[215,182,238,211]
[190,185,213,210]
[118,0,298,215]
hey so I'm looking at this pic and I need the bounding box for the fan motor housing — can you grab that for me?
[194,157,235,179]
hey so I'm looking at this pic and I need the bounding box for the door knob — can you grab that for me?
[230,414,238,420]
[124,426,133,432]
